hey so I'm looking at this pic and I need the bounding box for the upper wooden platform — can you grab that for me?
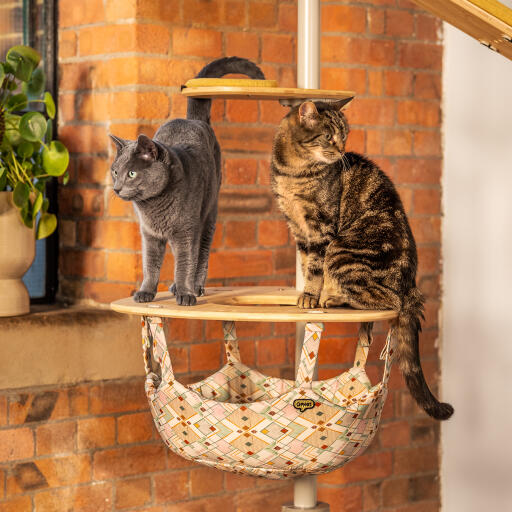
[412,0,512,60]
[110,287,397,323]
[181,86,355,107]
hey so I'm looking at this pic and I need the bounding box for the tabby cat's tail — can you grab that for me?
[396,287,454,420]
[186,56,265,123]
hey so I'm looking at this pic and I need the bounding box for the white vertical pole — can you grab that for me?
[294,0,320,509]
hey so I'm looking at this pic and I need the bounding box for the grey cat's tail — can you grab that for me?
[396,287,454,420]
[186,56,265,123]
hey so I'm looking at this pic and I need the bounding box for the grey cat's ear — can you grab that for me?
[109,134,129,152]
[298,101,319,128]
[135,134,158,162]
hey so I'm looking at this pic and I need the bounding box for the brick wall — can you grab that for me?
[0,0,444,511]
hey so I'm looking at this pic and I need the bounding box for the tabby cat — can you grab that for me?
[271,101,453,420]
[110,57,264,305]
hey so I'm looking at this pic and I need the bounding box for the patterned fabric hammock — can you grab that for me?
[142,317,395,479]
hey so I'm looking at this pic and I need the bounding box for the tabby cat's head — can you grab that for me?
[109,134,170,201]
[274,101,349,168]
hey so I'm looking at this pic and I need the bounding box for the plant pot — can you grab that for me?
[0,191,35,316]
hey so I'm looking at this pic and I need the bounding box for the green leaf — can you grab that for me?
[0,64,5,86]
[22,67,45,99]
[32,191,43,215]
[17,140,34,159]
[35,179,46,192]
[42,197,49,213]
[6,93,28,112]
[19,111,46,141]
[62,171,70,185]
[36,212,56,239]
[6,45,40,82]
[4,113,22,146]
[44,92,55,120]
[42,140,69,176]
[0,169,6,190]
[45,119,53,142]
[22,206,33,229]
[13,182,29,207]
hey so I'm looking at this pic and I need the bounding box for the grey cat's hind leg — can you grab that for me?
[135,232,166,303]
[193,215,217,297]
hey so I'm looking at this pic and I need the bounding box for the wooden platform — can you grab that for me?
[181,86,355,107]
[110,287,398,323]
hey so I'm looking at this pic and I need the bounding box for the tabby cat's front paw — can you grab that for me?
[320,295,344,308]
[297,292,319,309]
[176,293,197,306]
[134,290,156,303]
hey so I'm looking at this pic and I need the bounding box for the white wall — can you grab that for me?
[442,24,512,510]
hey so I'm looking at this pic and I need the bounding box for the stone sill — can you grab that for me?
[0,305,143,391]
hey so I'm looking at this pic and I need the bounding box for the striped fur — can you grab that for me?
[270,101,453,420]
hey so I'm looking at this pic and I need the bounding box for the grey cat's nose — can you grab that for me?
[114,186,121,194]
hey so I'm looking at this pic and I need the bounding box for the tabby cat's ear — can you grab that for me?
[298,102,319,128]
[135,134,158,162]
[109,134,129,152]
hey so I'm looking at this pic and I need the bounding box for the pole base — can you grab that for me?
[282,503,329,512]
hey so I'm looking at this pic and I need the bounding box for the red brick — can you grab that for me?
[59,0,105,27]
[320,451,392,484]
[215,125,274,152]
[36,421,76,455]
[93,445,166,479]
[383,130,412,156]
[183,0,222,25]
[0,428,34,462]
[382,477,410,507]
[225,471,254,491]
[68,386,89,417]
[397,100,439,127]
[256,337,287,366]
[61,249,105,279]
[59,30,77,58]
[37,454,91,487]
[60,125,108,154]
[208,250,273,278]
[225,220,257,248]
[33,483,112,512]
[322,5,366,33]
[77,157,110,184]
[78,220,140,249]
[399,42,442,70]
[413,189,440,215]
[395,158,441,184]
[258,219,289,247]
[171,319,203,344]
[190,467,224,497]
[414,131,441,156]
[318,336,357,366]
[346,128,366,153]
[226,99,258,124]
[90,380,147,415]
[379,420,411,447]
[416,14,441,42]
[396,186,413,214]
[116,477,151,509]
[321,67,366,95]
[349,98,394,126]
[318,486,362,512]
[368,70,383,96]
[225,158,258,185]
[77,417,115,450]
[190,342,222,372]
[106,252,142,282]
[117,412,154,444]
[367,129,383,155]
[231,487,291,512]
[260,101,287,124]
[225,32,259,61]
[368,7,385,34]
[394,445,438,474]
[83,281,135,303]
[414,72,441,99]
[173,28,222,57]
[154,471,190,503]
[224,0,246,26]
[278,3,297,32]
[386,10,414,37]
[0,496,31,512]
[417,246,440,276]
[385,70,413,97]
[0,395,7,426]
[138,0,180,23]
[262,34,294,63]
[322,37,395,67]
[249,1,276,28]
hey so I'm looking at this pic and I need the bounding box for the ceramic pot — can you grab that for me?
[0,191,35,316]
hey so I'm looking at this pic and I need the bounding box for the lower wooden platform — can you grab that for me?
[110,286,397,323]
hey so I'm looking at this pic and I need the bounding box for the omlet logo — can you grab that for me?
[293,398,315,412]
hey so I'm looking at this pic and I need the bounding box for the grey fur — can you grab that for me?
[109,57,265,305]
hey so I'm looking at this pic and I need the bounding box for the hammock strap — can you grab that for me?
[353,322,372,369]
[142,316,175,383]
[380,327,396,386]
[295,322,324,388]
[222,321,241,363]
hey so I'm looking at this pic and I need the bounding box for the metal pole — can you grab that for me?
[287,2,326,511]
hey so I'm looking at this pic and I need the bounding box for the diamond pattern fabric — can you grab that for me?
[142,317,395,479]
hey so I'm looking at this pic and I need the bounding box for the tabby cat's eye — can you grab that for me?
[128,170,137,179]
[325,133,332,141]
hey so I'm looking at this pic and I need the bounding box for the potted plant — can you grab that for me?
[0,45,69,316]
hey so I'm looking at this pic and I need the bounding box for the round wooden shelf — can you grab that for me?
[181,86,355,107]
[110,286,397,323]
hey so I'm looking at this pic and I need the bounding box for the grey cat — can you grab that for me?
[109,57,265,305]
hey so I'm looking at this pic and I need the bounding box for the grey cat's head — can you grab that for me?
[109,134,170,201]
[275,101,350,167]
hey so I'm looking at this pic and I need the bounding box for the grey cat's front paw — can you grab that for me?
[134,290,156,303]
[169,283,176,295]
[195,286,205,297]
[297,292,319,309]
[176,293,197,306]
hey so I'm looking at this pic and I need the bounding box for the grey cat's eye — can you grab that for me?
[128,170,137,178]
[113,170,118,177]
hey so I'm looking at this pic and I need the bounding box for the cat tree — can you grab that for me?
[111,1,396,510]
